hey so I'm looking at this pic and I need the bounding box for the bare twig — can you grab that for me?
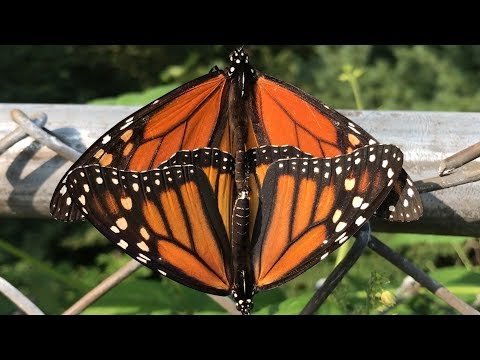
[64,259,238,315]
[439,141,480,176]
[11,109,81,162]
[0,276,44,315]
[300,223,371,315]
[63,260,141,315]
[415,165,480,193]
[0,112,47,156]
[368,236,480,315]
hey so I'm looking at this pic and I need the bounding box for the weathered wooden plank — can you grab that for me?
[1,103,479,236]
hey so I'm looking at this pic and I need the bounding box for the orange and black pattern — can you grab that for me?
[51,48,423,314]
[250,144,410,290]
[65,149,235,295]
[51,54,422,224]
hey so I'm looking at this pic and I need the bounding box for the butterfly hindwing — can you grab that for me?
[65,150,234,295]
[251,144,404,290]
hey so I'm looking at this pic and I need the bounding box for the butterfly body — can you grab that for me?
[52,47,423,315]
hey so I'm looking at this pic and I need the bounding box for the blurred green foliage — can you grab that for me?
[1,45,479,315]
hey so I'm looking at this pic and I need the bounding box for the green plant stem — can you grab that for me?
[452,243,473,271]
[350,78,364,110]
[0,239,89,291]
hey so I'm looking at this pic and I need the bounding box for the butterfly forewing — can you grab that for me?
[64,149,235,295]
[252,75,422,222]
[51,71,229,222]
[251,144,405,290]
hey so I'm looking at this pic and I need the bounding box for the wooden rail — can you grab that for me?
[1,103,480,236]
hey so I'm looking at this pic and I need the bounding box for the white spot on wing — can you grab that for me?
[344,178,355,190]
[332,209,342,223]
[387,168,394,178]
[335,222,347,232]
[102,135,111,144]
[117,240,128,249]
[355,216,366,226]
[352,196,363,208]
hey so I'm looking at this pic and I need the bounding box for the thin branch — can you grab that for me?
[64,259,239,315]
[63,260,142,315]
[439,141,480,176]
[368,236,480,315]
[0,276,44,315]
[11,109,81,162]
[300,223,371,315]
[415,164,480,193]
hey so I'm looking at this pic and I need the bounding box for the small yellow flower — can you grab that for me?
[379,291,396,307]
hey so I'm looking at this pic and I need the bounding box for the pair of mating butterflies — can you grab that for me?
[50,48,422,314]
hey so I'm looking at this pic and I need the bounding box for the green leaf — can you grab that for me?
[254,292,312,315]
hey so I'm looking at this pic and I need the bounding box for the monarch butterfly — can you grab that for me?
[51,47,423,314]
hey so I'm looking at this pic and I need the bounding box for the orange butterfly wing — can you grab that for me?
[64,149,235,295]
[251,144,405,290]
[51,71,229,222]
[250,75,422,222]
